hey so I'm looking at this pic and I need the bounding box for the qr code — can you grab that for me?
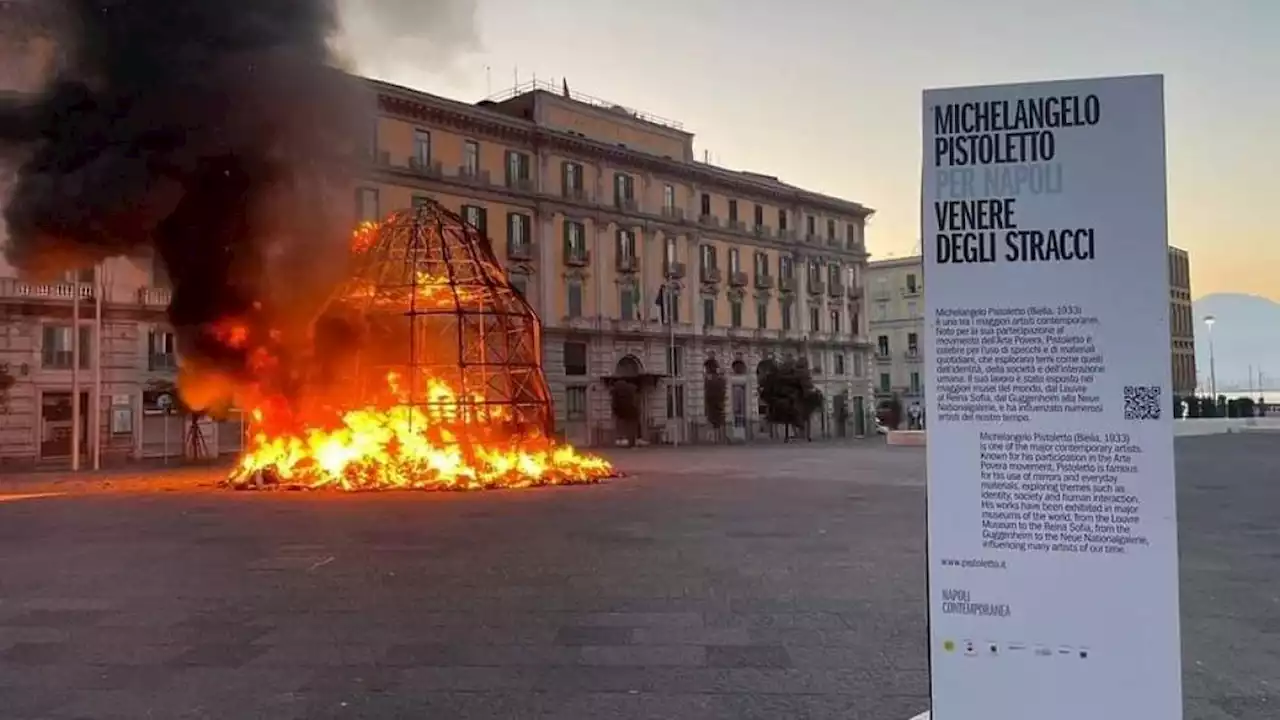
[1123,385,1162,420]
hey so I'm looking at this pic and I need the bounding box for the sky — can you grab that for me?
[343,0,1279,302]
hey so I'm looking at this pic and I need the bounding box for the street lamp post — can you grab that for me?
[1203,315,1217,401]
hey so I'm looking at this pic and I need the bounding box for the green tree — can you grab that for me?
[609,380,641,446]
[758,356,818,441]
[704,373,727,437]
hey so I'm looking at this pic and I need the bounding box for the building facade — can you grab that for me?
[1168,246,1197,396]
[0,76,875,463]
[865,245,1199,426]
[864,257,925,417]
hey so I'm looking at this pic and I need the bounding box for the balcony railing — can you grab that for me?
[808,279,825,295]
[137,287,172,307]
[903,285,922,297]
[828,282,844,298]
[616,255,639,272]
[457,166,491,184]
[754,273,773,289]
[407,157,443,177]
[507,240,535,261]
[0,278,95,301]
[698,214,720,227]
[875,351,893,362]
[753,225,772,238]
[726,219,745,232]
[699,266,721,284]
[729,271,748,287]
[565,249,591,267]
[562,186,588,202]
[614,197,638,213]
[149,353,178,371]
[778,276,797,293]
[905,348,921,360]
[847,284,864,300]
[664,261,686,279]
[661,206,685,221]
[506,176,535,192]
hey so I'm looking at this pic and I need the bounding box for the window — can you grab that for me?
[461,204,487,235]
[616,228,636,260]
[808,260,821,284]
[811,353,822,374]
[666,384,685,419]
[828,263,840,286]
[756,302,768,329]
[562,162,583,196]
[834,353,846,375]
[809,306,820,333]
[727,200,738,223]
[666,344,684,377]
[730,300,743,328]
[667,289,681,324]
[911,372,922,393]
[853,353,864,377]
[880,373,892,392]
[620,285,640,320]
[877,335,890,356]
[827,218,836,240]
[567,282,583,318]
[778,209,788,231]
[566,385,587,420]
[754,251,768,277]
[779,256,793,279]
[42,325,91,369]
[148,330,177,370]
[563,342,588,375]
[463,140,479,175]
[907,300,918,318]
[806,215,816,237]
[908,332,919,354]
[876,302,888,321]
[664,236,677,266]
[781,300,793,331]
[699,244,716,271]
[830,309,841,334]
[663,184,675,211]
[700,193,711,217]
[356,187,379,222]
[728,247,741,274]
[507,212,530,254]
[851,310,860,335]
[413,129,431,166]
[564,220,586,261]
[906,273,919,293]
[702,297,716,327]
[505,150,530,186]
[753,204,764,228]
[845,222,857,247]
[613,172,635,208]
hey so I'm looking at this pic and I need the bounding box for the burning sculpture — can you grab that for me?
[229,201,614,490]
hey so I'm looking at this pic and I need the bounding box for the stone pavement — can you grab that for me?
[0,436,1274,719]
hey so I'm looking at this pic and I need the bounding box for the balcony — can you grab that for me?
[875,351,893,363]
[754,273,773,289]
[726,219,745,232]
[847,284,864,300]
[699,266,721,284]
[407,157,442,177]
[777,228,795,242]
[729,271,748,287]
[565,249,591,267]
[753,225,773,238]
[826,235,839,247]
[805,233,821,243]
[616,255,639,273]
[903,285,922,297]
[614,197,638,213]
[664,261,687,280]
[661,206,685,221]
[778,276,797,293]
[148,353,178,372]
[137,287,172,307]
[506,176,535,192]
[0,277,95,301]
[562,186,588,202]
[698,214,720,227]
[905,348,921,361]
[457,166,492,185]
[808,279,825,295]
[828,282,844,298]
[507,240,534,261]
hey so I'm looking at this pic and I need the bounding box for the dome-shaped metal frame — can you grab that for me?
[327,200,553,438]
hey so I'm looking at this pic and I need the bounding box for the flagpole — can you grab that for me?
[92,261,104,470]
[71,271,81,472]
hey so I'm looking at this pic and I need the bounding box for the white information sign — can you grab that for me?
[922,75,1181,719]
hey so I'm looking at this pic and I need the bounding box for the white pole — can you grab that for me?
[92,262,103,470]
[71,272,81,472]
[668,281,678,448]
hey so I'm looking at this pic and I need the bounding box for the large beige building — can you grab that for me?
[866,245,1199,422]
[0,73,875,463]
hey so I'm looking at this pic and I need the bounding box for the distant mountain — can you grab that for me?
[1192,293,1280,392]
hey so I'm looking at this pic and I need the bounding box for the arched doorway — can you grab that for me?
[616,355,643,377]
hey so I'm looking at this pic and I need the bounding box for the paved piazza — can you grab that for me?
[0,435,1275,719]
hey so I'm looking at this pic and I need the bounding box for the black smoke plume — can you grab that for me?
[0,0,374,411]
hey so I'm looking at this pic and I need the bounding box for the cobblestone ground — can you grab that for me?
[0,435,1274,719]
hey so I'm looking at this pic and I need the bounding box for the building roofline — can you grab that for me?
[867,255,923,268]
[365,76,874,219]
